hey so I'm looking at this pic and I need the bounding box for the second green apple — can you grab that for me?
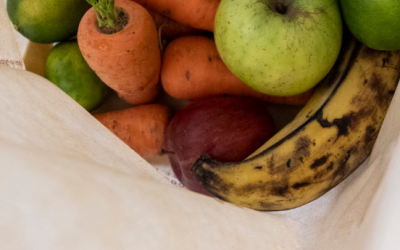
[214,0,343,96]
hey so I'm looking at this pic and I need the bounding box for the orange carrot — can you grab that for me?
[161,36,314,106]
[131,0,220,32]
[146,8,206,45]
[78,0,161,105]
[94,104,170,158]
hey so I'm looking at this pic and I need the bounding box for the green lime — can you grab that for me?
[44,40,111,111]
[7,0,91,44]
[339,0,400,51]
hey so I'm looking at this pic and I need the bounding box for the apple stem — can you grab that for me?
[276,2,287,15]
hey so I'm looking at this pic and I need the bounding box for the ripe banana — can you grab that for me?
[192,37,400,211]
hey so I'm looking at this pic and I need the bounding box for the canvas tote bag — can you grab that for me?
[1,1,400,249]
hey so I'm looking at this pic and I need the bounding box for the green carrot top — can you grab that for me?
[86,0,124,29]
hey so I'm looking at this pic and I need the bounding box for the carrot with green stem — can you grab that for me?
[78,0,161,105]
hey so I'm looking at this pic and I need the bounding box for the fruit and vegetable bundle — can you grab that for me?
[6,0,400,213]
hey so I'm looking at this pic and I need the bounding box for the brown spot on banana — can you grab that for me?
[310,155,330,169]
[292,182,311,190]
[294,136,311,158]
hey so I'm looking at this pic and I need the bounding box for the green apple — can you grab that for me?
[214,0,343,96]
[339,0,400,51]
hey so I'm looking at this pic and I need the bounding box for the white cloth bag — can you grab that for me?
[1,1,399,249]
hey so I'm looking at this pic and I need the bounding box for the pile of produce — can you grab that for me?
[7,0,400,211]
